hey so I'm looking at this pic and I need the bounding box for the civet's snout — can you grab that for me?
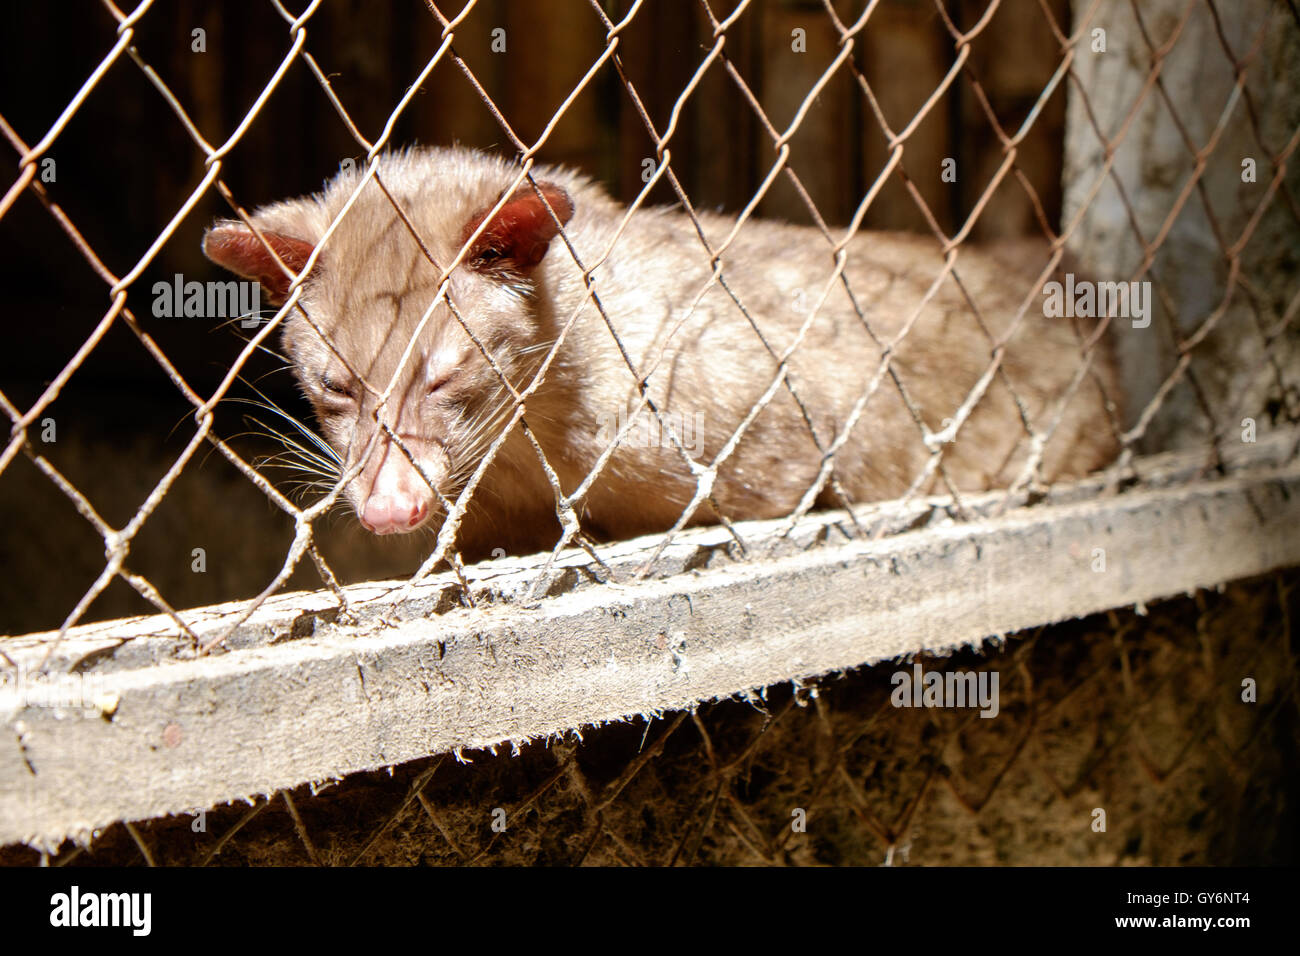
[354,433,446,535]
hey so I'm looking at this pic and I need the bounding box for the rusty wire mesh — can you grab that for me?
[1,0,1298,863]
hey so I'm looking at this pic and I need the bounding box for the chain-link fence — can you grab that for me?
[1,0,1297,862]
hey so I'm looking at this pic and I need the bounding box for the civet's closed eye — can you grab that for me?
[320,375,356,399]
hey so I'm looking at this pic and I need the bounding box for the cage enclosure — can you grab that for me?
[0,0,1297,865]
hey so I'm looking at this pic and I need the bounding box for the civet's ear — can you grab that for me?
[461,181,574,275]
[202,223,315,305]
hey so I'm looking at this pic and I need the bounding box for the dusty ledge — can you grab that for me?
[2,427,1298,850]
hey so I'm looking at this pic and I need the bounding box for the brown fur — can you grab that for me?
[204,147,1120,558]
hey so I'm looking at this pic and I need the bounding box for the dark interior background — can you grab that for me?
[0,0,1070,635]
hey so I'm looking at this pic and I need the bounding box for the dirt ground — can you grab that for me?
[3,568,1296,866]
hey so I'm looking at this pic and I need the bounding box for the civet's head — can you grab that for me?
[203,148,574,535]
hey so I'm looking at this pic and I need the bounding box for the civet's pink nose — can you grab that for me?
[360,494,429,535]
